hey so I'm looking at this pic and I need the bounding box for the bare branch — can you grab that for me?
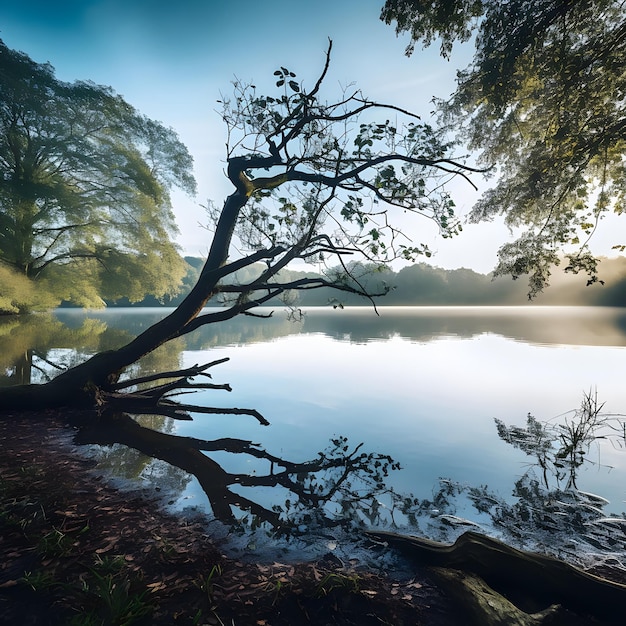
[111,359,230,390]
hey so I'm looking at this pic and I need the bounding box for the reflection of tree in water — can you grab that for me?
[0,314,195,492]
[82,414,188,485]
[414,392,626,569]
[494,390,624,490]
[71,412,417,536]
[0,315,109,385]
[9,313,626,566]
[3,317,414,534]
[1,313,190,387]
[65,380,626,569]
[54,308,303,352]
[54,306,626,351]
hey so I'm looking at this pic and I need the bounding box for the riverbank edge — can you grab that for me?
[0,411,458,625]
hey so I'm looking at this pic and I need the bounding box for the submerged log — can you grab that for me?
[366,530,626,624]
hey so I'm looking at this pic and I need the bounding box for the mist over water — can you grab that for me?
[7,306,626,561]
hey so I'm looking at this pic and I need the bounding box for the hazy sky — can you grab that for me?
[1,0,618,272]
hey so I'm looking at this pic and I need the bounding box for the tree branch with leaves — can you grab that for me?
[0,41,476,420]
[382,0,626,296]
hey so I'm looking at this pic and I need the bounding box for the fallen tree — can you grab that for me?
[0,42,478,418]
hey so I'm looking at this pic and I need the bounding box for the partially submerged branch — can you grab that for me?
[101,359,270,425]
[111,359,230,391]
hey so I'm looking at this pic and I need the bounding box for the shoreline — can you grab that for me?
[0,411,456,625]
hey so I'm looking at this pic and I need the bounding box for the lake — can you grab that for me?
[7,305,626,562]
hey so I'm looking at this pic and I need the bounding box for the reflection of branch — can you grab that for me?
[30,361,53,381]
[32,350,66,371]
[70,413,397,532]
[72,413,280,525]
[30,350,68,382]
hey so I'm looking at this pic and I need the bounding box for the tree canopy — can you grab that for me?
[0,39,196,312]
[382,0,626,295]
[204,45,479,311]
[0,41,478,414]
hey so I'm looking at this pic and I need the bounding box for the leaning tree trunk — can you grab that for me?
[0,188,249,412]
[0,50,483,416]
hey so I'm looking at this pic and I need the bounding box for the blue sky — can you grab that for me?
[0,0,527,271]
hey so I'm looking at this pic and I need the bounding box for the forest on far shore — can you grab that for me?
[100,256,626,309]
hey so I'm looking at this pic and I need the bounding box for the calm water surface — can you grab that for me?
[187,310,626,495]
[41,306,626,557]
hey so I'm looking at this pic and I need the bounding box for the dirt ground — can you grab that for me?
[0,411,466,625]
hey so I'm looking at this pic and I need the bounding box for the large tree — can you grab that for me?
[0,42,478,415]
[0,39,196,312]
[382,0,626,295]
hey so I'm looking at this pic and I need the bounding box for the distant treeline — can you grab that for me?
[105,256,626,308]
